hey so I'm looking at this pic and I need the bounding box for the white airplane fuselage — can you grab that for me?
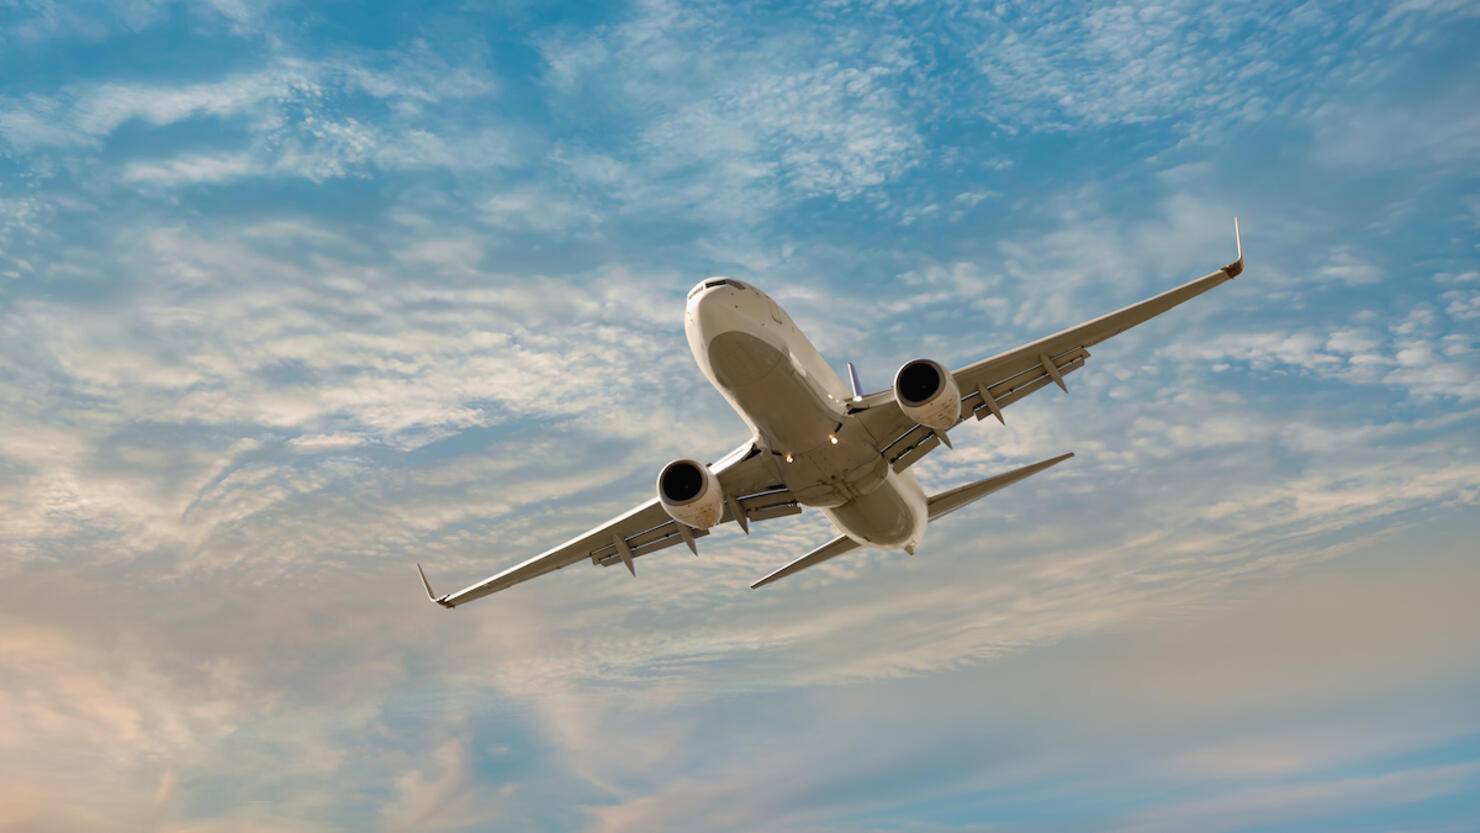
[685,278,927,552]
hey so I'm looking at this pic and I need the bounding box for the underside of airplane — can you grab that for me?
[418,221,1244,607]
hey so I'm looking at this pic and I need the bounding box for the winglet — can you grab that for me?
[417,563,454,608]
[847,362,863,400]
[1222,217,1244,278]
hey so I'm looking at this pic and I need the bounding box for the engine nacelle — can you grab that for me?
[893,358,961,431]
[657,458,725,529]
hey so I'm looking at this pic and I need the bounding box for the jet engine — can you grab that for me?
[893,358,961,431]
[657,458,725,529]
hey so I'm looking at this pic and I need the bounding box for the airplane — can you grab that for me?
[418,221,1243,607]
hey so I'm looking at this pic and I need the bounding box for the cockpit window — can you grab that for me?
[688,278,746,298]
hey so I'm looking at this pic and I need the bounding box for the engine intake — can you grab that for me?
[893,359,961,431]
[657,458,725,529]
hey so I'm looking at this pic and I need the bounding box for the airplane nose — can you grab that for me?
[686,278,767,382]
[686,278,744,323]
[687,277,743,303]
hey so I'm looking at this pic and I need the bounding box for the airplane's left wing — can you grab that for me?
[420,441,794,607]
[858,221,1243,470]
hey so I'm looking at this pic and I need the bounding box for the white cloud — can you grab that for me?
[288,433,366,451]
[380,739,512,832]
[0,220,722,568]
[125,153,256,186]
[1309,78,1480,170]
[1,48,504,188]
[373,127,518,172]
[1113,763,1480,833]
[0,101,94,149]
[968,1,1272,131]
[1435,270,1479,283]
[539,4,925,218]
[1315,248,1382,284]
[1183,318,1480,401]
[1443,288,1480,320]
[1,0,168,45]
[481,187,599,232]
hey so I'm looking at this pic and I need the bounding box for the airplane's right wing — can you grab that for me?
[858,221,1243,471]
[420,441,796,607]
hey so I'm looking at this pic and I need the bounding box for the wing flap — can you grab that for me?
[588,484,804,567]
[588,520,716,566]
[587,480,802,569]
[881,424,942,472]
[729,486,804,523]
[964,348,1089,422]
[743,500,804,523]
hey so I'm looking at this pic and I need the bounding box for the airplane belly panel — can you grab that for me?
[707,329,785,388]
[708,331,840,452]
[786,436,889,507]
[823,469,926,549]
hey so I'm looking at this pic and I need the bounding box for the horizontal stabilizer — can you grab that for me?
[927,452,1074,521]
[750,534,861,589]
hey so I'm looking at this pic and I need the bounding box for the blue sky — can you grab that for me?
[2,1,1478,831]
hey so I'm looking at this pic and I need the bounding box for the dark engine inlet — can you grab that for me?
[660,461,705,503]
[896,360,943,405]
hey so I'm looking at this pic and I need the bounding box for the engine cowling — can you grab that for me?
[657,458,725,529]
[893,358,961,431]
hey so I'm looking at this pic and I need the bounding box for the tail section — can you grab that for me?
[750,452,1074,589]
[750,535,861,589]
